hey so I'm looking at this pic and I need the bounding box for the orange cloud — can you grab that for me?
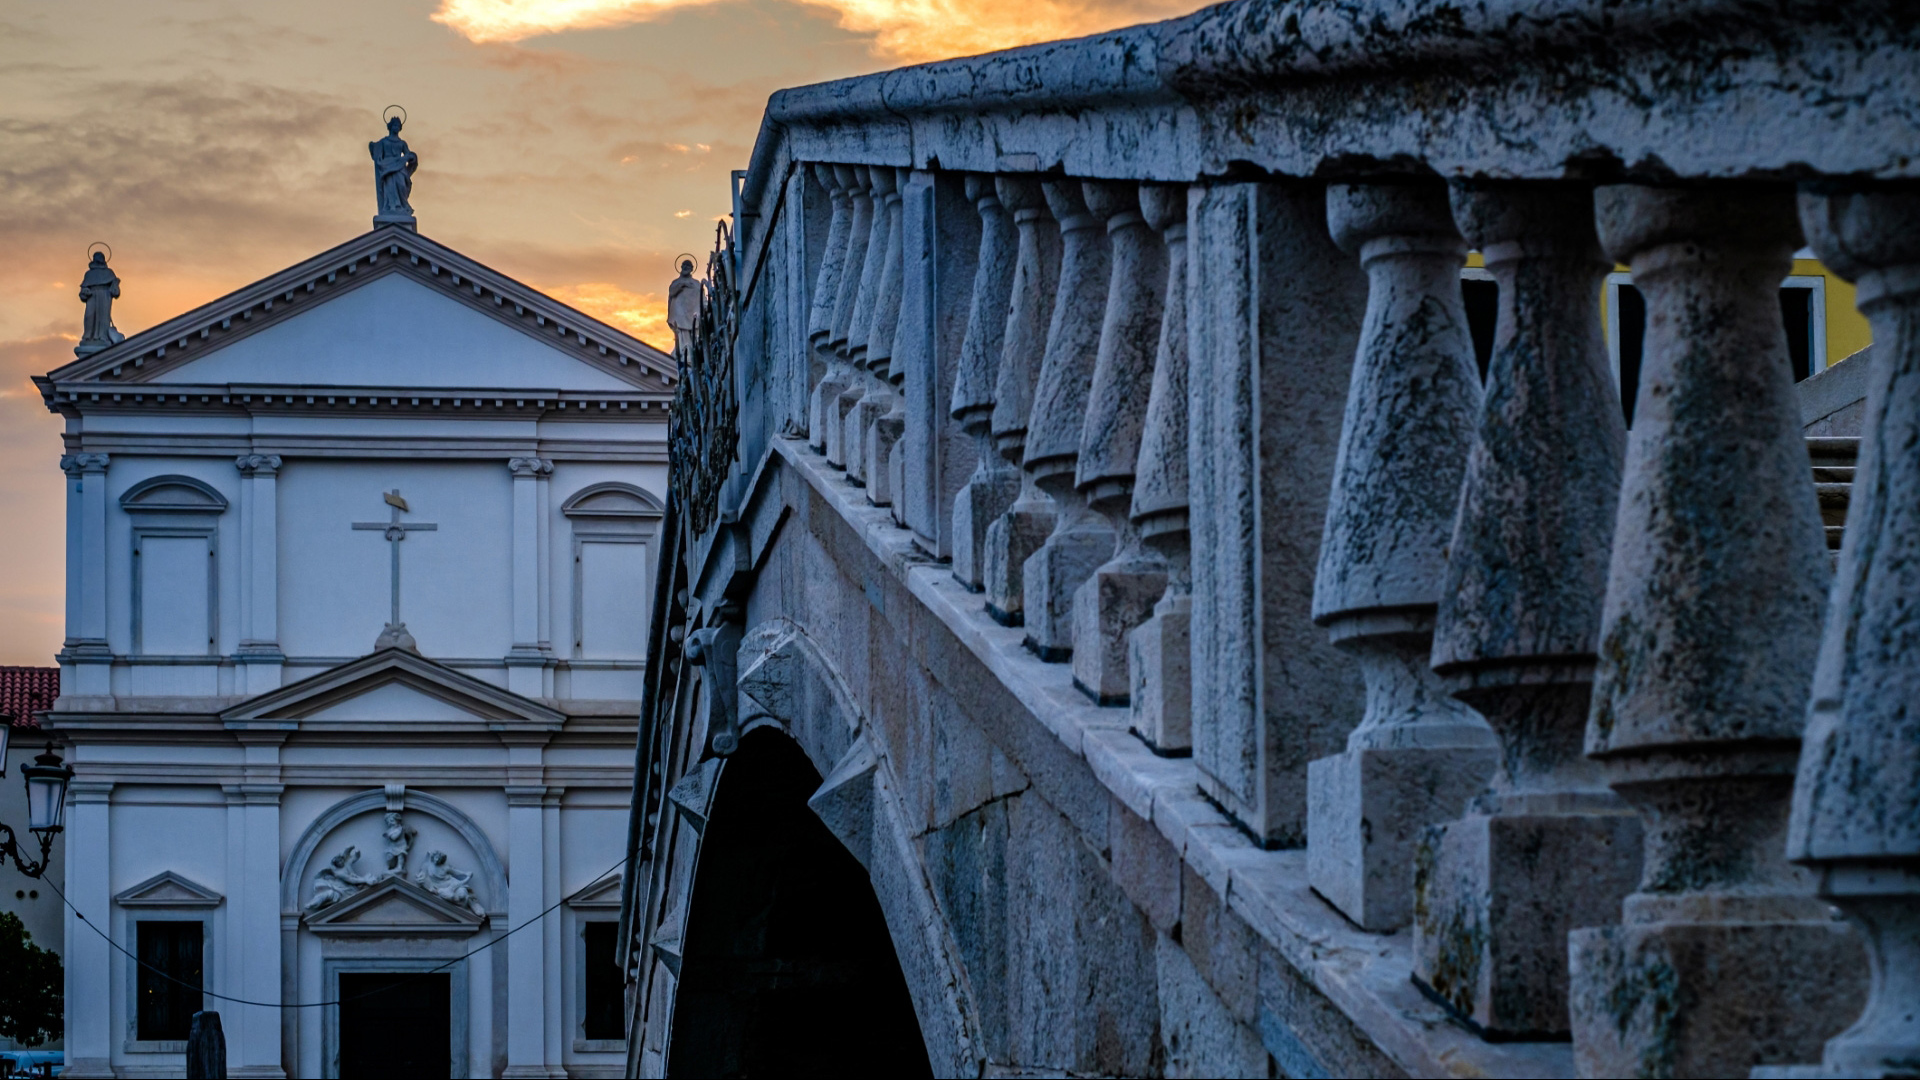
[432,0,1201,62]
[538,282,672,351]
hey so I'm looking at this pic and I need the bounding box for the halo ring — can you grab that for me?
[673,253,698,272]
[382,104,408,127]
[86,241,113,264]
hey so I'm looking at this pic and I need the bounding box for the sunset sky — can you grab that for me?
[0,0,1202,665]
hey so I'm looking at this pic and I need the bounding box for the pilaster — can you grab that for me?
[225,774,286,1078]
[899,169,981,558]
[235,454,285,695]
[505,781,554,1078]
[63,779,114,1079]
[508,457,554,698]
[59,453,112,699]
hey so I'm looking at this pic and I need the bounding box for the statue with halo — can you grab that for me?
[370,108,419,226]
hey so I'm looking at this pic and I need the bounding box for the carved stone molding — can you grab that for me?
[234,453,283,476]
[59,452,110,476]
[507,456,554,477]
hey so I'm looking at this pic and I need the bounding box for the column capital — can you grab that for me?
[60,452,110,476]
[67,779,115,803]
[507,456,553,477]
[235,453,283,476]
[222,783,285,806]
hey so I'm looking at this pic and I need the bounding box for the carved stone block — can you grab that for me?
[1128,594,1190,753]
[1071,559,1165,704]
[1306,742,1497,932]
[952,470,1020,591]
[1020,521,1111,659]
[983,504,1053,625]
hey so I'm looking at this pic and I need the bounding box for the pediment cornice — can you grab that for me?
[221,647,565,728]
[41,226,678,396]
[303,876,486,935]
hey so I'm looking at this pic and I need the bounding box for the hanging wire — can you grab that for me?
[42,853,627,1010]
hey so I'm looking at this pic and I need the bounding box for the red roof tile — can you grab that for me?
[0,668,59,728]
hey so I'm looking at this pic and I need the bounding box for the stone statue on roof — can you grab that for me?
[370,115,419,226]
[76,251,124,357]
[668,259,701,359]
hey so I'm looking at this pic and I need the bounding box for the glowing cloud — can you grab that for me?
[433,0,1198,62]
[540,282,672,351]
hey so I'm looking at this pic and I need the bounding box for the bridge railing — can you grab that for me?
[707,3,1919,1072]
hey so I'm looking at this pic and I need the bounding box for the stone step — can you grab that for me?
[1807,436,1859,550]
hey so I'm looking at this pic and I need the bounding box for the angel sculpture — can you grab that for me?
[380,811,416,878]
[415,850,482,914]
[306,844,379,912]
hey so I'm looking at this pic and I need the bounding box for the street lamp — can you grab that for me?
[0,708,71,879]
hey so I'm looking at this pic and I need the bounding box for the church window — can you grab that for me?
[563,484,663,662]
[121,476,227,656]
[135,920,203,1041]
[581,921,624,1042]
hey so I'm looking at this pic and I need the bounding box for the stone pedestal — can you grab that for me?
[953,469,1019,591]
[1127,588,1189,752]
[983,495,1054,625]
[1070,551,1164,701]
[1415,787,1641,1036]
[1020,512,1110,659]
[1571,907,1863,1079]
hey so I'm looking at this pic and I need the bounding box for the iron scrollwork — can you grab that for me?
[669,222,739,537]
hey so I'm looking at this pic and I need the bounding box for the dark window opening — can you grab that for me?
[337,972,451,1079]
[668,729,933,1079]
[1461,277,1499,382]
[1781,285,1815,383]
[1616,282,1647,428]
[582,922,625,1041]
[135,920,203,1042]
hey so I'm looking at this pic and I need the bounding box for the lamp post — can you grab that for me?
[0,709,72,880]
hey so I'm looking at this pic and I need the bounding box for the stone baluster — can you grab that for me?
[807,164,854,454]
[984,176,1063,625]
[868,166,910,511]
[1070,182,1168,702]
[1776,186,1920,1080]
[1127,183,1191,751]
[1019,179,1114,660]
[1566,185,1865,1079]
[843,166,897,486]
[1307,182,1499,932]
[1412,182,1642,1037]
[824,165,874,470]
[950,174,1022,591]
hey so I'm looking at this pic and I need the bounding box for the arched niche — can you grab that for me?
[119,474,229,513]
[281,788,506,916]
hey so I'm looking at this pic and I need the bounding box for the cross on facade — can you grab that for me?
[352,489,437,651]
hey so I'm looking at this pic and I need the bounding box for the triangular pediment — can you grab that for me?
[116,871,223,909]
[304,877,485,936]
[221,647,564,727]
[568,875,624,910]
[43,227,677,393]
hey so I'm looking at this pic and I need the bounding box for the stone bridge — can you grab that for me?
[615,3,1920,1076]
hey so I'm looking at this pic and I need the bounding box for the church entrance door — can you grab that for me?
[337,972,452,1079]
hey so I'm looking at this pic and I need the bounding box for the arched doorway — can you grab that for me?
[667,728,933,1077]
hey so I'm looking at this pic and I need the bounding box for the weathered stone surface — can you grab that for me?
[1071,181,1170,703]
[983,176,1061,624]
[806,163,855,453]
[1308,182,1497,927]
[1021,179,1115,660]
[825,164,875,470]
[1187,181,1367,847]
[1573,185,1862,1078]
[1157,933,1269,1079]
[1129,182,1193,751]
[843,166,900,487]
[949,173,1021,590]
[1416,182,1640,1035]
[1782,188,1920,1078]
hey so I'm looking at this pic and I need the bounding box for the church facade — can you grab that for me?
[37,173,674,1077]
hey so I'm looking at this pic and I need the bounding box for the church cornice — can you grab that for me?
[38,225,679,402]
[37,379,672,421]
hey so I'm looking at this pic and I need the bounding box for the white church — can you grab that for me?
[35,118,674,1079]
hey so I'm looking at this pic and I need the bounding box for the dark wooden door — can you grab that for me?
[337,972,451,1079]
